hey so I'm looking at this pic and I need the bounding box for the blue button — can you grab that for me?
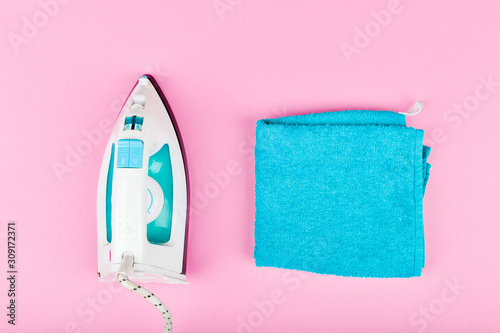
[117,140,130,168]
[134,117,143,131]
[124,117,134,130]
[129,139,143,168]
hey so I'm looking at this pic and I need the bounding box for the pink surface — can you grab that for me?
[1,1,500,332]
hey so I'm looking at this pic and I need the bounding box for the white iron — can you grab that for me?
[96,75,189,331]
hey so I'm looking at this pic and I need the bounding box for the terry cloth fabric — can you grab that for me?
[254,111,431,278]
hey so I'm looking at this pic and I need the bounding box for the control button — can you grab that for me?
[123,116,144,131]
[124,117,134,130]
[116,139,143,168]
[128,139,143,168]
[116,140,130,168]
[134,117,143,131]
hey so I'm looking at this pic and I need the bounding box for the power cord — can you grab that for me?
[116,252,173,332]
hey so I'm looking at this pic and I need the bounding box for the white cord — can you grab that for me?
[116,252,173,333]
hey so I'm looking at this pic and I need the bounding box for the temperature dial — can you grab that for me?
[146,177,164,223]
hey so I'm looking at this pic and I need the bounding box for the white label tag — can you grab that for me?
[401,101,424,116]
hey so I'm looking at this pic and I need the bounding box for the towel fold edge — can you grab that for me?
[413,130,425,276]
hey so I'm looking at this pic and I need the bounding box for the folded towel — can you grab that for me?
[254,111,431,278]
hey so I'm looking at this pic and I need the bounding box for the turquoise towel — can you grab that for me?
[254,111,431,278]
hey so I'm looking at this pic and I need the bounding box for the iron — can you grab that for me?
[96,74,189,330]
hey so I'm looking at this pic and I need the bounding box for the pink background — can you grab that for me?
[1,0,500,332]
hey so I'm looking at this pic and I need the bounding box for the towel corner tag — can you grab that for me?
[401,101,424,116]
